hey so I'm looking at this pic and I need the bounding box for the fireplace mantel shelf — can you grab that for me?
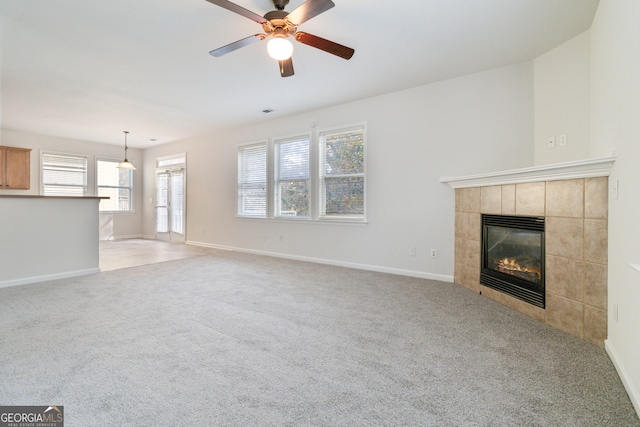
[439,156,616,189]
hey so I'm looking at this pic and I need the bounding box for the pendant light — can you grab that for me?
[116,130,136,170]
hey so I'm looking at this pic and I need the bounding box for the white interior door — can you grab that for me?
[156,168,185,243]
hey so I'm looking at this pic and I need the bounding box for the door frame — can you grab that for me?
[155,154,186,243]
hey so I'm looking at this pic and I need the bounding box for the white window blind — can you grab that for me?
[97,159,133,212]
[170,170,184,234]
[42,153,88,196]
[319,125,365,219]
[237,143,267,217]
[157,173,169,232]
[274,135,310,217]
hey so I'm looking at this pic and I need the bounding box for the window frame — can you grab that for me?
[235,122,366,223]
[95,157,134,213]
[155,153,187,237]
[317,123,367,222]
[273,133,311,219]
[156,153,186,169]
[40,151,89,197]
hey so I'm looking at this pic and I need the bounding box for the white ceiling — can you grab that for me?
[1,0,599,148]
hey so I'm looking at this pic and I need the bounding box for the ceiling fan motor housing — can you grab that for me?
[272,0,290,10]
[263,10,296,36]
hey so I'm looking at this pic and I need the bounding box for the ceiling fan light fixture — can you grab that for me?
[267,37,293,60]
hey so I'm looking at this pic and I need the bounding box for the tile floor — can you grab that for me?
[99,239,219,271]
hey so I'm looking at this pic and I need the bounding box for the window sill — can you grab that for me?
[236,216,368,226]
[99,211,135,215]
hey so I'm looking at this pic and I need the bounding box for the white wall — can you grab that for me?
[0,27,2,143]
[590,0,640,415]
[0,196,101,286]
[143,62,534,280]
[534,31,591,165]
[0,129,144,239]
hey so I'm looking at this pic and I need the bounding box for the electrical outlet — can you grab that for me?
[431,249,437,258]
[409,247,416,257]
[559,134,567,146]
[547,136,556,149]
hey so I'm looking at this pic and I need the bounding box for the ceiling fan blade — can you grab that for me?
[209,34,264,57]
[286,0,335,26]
[204,0,267,24]
[295,32,354,60]
[279,58,294,77]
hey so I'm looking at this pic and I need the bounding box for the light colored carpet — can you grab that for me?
[1,251,638,426]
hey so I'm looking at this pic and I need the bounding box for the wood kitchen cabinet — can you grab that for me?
[0,146,32,190]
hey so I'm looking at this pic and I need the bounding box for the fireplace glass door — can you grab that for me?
[481,215,545,307]
[485,226,542,284]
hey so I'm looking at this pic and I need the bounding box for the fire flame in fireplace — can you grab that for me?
[496,257,541,281]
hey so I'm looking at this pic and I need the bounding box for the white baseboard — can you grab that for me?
[102,234,150,241]
[0,268,100,289]
[605,339,640,418]
[185,240,454,283]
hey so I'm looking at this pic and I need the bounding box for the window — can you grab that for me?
[237,142,267,217]
[96,159,133,212]
[274,135,310,217]
[157,155,186,169]
[319,125,365,219]
[236,122,366,221]
[42,153,88,196]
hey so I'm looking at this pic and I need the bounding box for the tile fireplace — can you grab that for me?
[441,157,615,347]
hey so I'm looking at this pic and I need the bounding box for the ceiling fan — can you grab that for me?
[205,0,355,77]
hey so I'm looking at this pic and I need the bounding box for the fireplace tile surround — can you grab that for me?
[441,157,615,347]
